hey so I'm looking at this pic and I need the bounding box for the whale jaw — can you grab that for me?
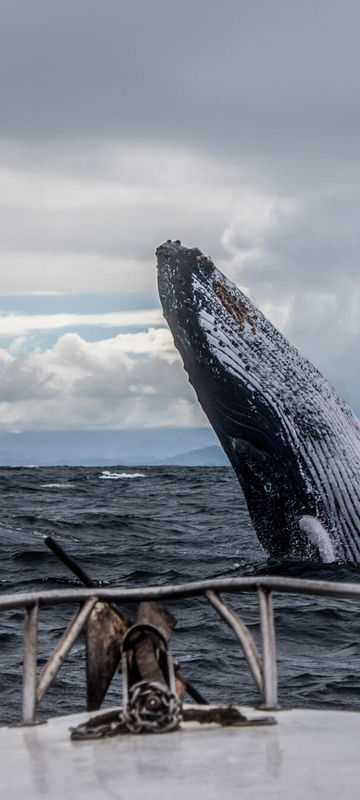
[157,241,360,563]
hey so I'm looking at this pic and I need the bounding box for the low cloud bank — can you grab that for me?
[0,331,206,431]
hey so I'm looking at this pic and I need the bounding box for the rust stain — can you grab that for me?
[214,281,257,334]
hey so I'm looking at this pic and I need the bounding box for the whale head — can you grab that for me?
[157,240,360,562]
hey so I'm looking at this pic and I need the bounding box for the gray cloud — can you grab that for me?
[0,1,360,428]
[0,141,235,292]
[222,188,360,413]
[228,191,360,296]
[0,1,359,171]
[0,200,223,259]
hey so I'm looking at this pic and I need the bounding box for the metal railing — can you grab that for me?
[2,574,360,724]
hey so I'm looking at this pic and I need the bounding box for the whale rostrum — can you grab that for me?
[156,240,360,563]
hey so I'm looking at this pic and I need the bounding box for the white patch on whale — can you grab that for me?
[299,515,335,563]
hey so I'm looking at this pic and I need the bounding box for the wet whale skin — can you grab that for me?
[157,240,360,563]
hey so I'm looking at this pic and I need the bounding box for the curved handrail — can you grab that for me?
[1,574,360,610]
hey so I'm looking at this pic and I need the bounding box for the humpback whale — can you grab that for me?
[156,239,360,563]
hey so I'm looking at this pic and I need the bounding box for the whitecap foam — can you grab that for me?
[99,471,145,480]
[41,483,74,488]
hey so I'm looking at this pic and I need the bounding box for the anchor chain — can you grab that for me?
[123,680,182,733]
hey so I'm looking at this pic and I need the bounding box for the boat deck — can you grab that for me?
[1,704,359,799]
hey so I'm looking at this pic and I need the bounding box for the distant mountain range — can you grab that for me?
[161,445,229,466]
[0,429,230,467]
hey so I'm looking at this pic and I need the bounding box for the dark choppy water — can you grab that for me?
[1,465,360,725]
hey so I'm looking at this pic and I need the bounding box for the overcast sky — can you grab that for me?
[1,0,360,431]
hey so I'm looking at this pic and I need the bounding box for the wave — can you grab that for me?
[99,471,145,480]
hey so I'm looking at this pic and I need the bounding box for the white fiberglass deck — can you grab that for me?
[1,704,359,800]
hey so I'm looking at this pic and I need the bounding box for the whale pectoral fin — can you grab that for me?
[226,436,273,492]
[209,393,278,457]
[299,515,336,563]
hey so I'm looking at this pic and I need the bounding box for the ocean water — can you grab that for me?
[1,465,360,725]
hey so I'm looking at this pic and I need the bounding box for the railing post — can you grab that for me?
[258,587,278,708]
[36,597,98,705]
[206,590,264,698]
[22,602,39,723]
